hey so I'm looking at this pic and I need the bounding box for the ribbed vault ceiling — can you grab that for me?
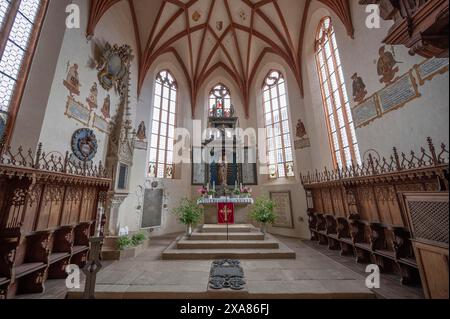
[87,0,354,116]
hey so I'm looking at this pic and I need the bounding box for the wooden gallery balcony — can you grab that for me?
[0,143,110,299]
[301,138,449,286]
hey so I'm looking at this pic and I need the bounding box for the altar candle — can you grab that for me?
[213,181,216,192]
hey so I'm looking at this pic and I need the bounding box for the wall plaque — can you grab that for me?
[192,147,206,185]
[270,191,294,229]
[415,58,449,86]
[141,188,163,228]
[93,113,109,133]
[65,96,91,125]
[352,95,380,128]
[241,147,257,185]
[378,71,420,114]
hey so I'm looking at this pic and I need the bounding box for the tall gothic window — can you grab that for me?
[315,17,361,169]
[0,0,48,144]
[148,70,177,179]
[263,70,295,179]
[209,84,232,118]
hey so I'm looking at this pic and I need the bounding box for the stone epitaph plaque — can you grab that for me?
[93,113,109,134]
[141,189,163,228]
[270,191,294,229]
[352,95,380,128]
[415,58,449,85]
[209,260,246,291]
[378,72,420,114]
[65,96,91,125]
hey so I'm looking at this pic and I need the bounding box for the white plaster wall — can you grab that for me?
[302,2,449,168]
[37,0,139,163]
[120,53,195,237]
[14,1,448,241]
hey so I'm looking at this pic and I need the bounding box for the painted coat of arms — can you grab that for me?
[71,128,98,161]
[89,41,133,98]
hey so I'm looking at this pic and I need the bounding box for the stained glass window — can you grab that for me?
[148,70,177,179]
[263,70,295,179]
[209,84,232,118]
[315,17,361,169]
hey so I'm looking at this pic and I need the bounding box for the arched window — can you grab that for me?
[315,17,361,169]
[0,0,48,145]
[148,70,177,179]
[209,84,232,118]
[263,70,295,179]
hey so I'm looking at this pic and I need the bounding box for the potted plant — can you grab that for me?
[250,198,277,235]
[172,198,204,237]
[232,188,241,198]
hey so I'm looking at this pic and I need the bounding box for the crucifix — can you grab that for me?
[222,204,230,241]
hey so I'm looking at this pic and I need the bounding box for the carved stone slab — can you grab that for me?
[209,259,246,291]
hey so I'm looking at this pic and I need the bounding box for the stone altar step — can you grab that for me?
[189,232,265,241]
[201,224,256,233]
[176,237,279,249]
[162,235,296,260]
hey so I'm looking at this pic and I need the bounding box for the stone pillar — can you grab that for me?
[105,192,128,236]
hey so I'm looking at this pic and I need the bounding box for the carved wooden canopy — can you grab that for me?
[359,0,449,58]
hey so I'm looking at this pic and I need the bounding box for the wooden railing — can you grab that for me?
[300,138,449,285]
[0,143,110,299]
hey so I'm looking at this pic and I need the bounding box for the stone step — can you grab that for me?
[162,235,296,260]
[162,248,296,260]
[176,238,279,249]
[189,232,265,241]
[201,224,256,233]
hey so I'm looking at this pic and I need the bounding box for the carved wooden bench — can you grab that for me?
[48,225,75,279]
[14,230,53,295]
[0,228,21,299]
[325,215,340,250]
[71,221,94,268]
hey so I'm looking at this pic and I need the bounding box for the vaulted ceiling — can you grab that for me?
[87,0,354,116]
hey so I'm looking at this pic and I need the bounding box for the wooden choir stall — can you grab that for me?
[0,143,110,299]
[301,138,449,289]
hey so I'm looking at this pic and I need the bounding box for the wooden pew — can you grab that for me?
[301,138,448,287]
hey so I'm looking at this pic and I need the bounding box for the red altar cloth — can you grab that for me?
[218,203,235,224]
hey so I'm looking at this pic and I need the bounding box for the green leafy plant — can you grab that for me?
[131,232,147,246]
[117,235,133,250]
[250,198,277,225]
[172,198,204,226]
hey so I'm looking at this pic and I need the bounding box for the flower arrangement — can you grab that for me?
[198,186,208,197]
[241,186,252,197]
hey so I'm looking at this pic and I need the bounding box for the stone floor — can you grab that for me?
[302,240,425,299]
[15,233,424,299]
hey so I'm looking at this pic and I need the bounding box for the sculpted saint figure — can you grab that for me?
[218,160,228,187]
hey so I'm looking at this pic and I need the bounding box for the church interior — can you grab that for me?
[0,0,448,302]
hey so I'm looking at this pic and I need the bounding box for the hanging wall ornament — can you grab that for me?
[71,128,98,161]
[63,62,81,96]
[86,82,98,110]
[101,94,111,119]
[90,42,133,98]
